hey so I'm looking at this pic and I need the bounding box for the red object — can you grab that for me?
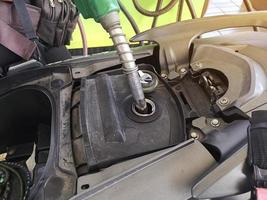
[257,188,267,200]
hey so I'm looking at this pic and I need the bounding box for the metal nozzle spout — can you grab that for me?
[100,11,147,111]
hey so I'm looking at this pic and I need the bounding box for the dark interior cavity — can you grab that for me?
[0,88,52,161]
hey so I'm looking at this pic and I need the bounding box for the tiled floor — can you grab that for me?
[205,0,243,16]
[203,0,253,37]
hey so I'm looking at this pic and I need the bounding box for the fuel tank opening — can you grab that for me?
[132,98,156,117]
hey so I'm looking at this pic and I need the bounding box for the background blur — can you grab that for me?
[68,0,206,48]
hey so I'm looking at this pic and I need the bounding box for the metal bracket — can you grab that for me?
[131,11,267,79]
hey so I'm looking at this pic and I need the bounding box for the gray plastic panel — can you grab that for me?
[72,140,216,200]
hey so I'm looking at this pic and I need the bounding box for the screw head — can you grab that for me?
[211,118,220,127]
[195,62,202,69]
[219,97,229,106]
[190,132,199,139]
[180,68,187,74]
[161,73,167,79]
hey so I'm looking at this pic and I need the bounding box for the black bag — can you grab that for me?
[0,0,78,68]
[31,0,79,47]
[0,0,40,61]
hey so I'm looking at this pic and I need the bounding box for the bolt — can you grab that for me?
[190,132,199,139]
[161,73,167,79]
[195,62,202,69]
[219,97,229,106]
[180,68,187,74]
[211,118,220,127]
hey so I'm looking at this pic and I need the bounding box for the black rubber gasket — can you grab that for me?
[123,96,161,123]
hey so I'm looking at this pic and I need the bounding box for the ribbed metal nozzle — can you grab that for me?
[100,11,147,111]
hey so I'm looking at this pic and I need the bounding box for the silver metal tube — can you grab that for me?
[100,12,147,111]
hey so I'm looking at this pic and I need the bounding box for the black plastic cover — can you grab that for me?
[248,111,267,188]
[79,68,185,169]
[203,120,249,161]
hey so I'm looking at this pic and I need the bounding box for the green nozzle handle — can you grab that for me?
[74,0,120,22]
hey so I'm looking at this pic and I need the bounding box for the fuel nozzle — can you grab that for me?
[74,0,147,112]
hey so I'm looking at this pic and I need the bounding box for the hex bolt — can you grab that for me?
[219,97,229,106]
[211,118,220,127]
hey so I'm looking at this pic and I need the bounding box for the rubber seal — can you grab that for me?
[124,97,161,123]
